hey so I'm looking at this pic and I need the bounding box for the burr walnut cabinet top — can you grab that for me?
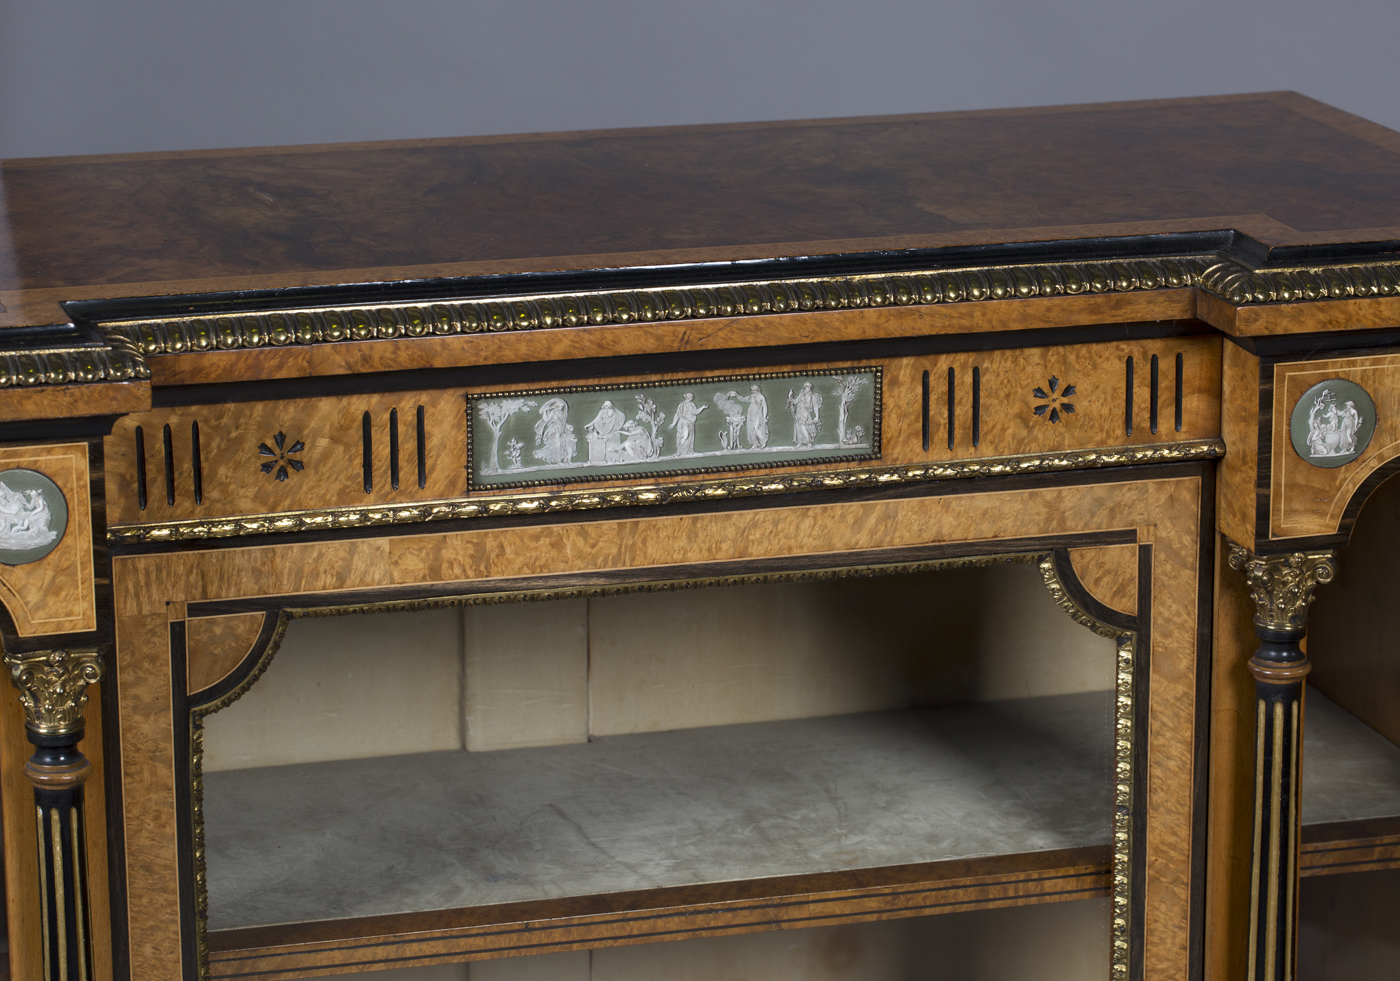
[6,90,1400,310]
[7,91,1400,435]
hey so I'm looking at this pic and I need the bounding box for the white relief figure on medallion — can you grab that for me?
[735,384,769,449]
[668,393,708,457]
[585,400,628,463]
[533,398,577,466]
[833,374,870,445]
[1306,389,1363,458]
[479,398,539,473]
[713,391,747,450]
[787,382,823,448]
[0,483,59,551]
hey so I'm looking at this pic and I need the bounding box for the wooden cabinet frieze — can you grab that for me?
[104,335,1222,543]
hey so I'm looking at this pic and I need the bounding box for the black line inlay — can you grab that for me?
[972,366,981,448]
[1124,357,1135,437]
[162,423,175,505]
[1175,353,1184,432]
[417,405,427,489]
[1149,354,1160,435]
[389,408,400,491]
[135,426,147,510]
[921,370,930,452]
[190,421,203,505]
[946,366,956,450]
[362,411,373,494]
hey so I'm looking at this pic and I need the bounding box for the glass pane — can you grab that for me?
[199,559,1119,969]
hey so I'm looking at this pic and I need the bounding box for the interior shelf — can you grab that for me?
[1302,690,1400,876]
[205,692,1113,977]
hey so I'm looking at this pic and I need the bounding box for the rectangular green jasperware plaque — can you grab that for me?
[468,367,881,489]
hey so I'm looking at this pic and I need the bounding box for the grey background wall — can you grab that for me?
[1,0,1397,160]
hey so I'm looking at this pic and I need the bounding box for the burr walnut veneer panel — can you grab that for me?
[186,613,270,696]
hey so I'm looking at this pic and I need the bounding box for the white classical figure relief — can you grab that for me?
[585,400,628,463]
[735,384,769,449]
[532,398,577,466]
[786,382,823,448]
[1306,389,1363,458]
[668,393,708,457]
[713,391,747,450]
[472,370,876,483]
[0,483,58,551]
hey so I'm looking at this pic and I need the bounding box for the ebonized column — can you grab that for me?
[4,648,105,981]
[1227,545,1334,981]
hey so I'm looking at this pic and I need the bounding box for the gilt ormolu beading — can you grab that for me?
[5,648,105,981]
[1226,545,1335,981]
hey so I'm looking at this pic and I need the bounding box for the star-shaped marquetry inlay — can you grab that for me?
[1032,376,1076,424]
[258,431,305,482]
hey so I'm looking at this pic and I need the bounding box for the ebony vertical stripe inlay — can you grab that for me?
[1150,354,1160,435]
[134,426,147,510]
[971,366,981,448]
[417,405,427,488]
[1124,357,1135,437]
[920,370,930,452]
[1175,353,1184,432]
[389,408,401,491]
[190,421,203,505]
[946,367,956,450]
[362,411,373,494]
[162,423,175,505]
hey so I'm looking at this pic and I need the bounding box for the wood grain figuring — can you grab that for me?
[0,381,150,424]
[1067,544,1138,616]
[1293,828,1400,873]
[205,848,1111,980]
[1203,544,1261,981]
[141,292,1201,389]
[5,93,1400,328]
[82,684,114,981]
[113,612,184,981]
[125,479,1173,612]
[108,338,1220,534]
[111,474,1206,980]
[186,613,268,695]
[1270,352,1400,539]
[1218,341,1262,548]
[105,388,468,528]
[0,662,42,981]
[1137,476,1203,981]
[1229,294,1400,338]
[0,443,95,636]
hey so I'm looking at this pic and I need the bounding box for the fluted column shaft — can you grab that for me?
[1227,545,1334,981]
[5,648,104,981]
